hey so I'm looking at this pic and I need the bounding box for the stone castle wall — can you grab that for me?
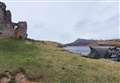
[0,1,27,39]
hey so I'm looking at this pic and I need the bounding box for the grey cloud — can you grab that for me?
[3,0,119,43]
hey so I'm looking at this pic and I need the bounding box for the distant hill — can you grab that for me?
[64,38,120,46]
[97,39,120,46]
[64,39,97,46]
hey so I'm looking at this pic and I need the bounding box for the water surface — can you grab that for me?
[64,46,112,55]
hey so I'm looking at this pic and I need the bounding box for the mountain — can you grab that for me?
[64,38,120,46]
[0,38,120,83]
[64,39,97,46]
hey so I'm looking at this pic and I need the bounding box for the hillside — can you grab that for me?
[0,39,120,83]
[64,39,97,46]
[97,39,120,46]
[64,38,120,46]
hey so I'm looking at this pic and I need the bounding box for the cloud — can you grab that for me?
[2,0,119,43]
[73,3,119,39]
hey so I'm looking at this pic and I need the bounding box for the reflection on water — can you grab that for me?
[64,46,91,55]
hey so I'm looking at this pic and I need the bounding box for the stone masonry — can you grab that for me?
[0,1,27,39]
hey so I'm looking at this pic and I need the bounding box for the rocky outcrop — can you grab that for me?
[0,1,27,39]
[0,68,31,83]
[88,46,109,59]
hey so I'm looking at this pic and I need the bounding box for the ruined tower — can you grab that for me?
[0,2,6,34]
[0,1,27,39]
[15,21,27,39]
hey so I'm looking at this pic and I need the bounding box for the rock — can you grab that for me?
[89,46,109,59]
[15,72,30,83]
[0,73,10,83]
[14,68,30,83]
[0,68,31,83]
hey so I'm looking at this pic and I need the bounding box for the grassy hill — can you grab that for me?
[0,39,120,83]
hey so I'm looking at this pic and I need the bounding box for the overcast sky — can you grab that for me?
[1,0,120,43]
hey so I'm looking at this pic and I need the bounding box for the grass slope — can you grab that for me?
[0,39,120,83]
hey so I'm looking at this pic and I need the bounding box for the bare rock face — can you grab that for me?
[0,1,27,39]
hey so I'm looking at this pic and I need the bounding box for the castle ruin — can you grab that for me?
[0,2,27,39]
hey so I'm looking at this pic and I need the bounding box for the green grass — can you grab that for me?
[0,38,120,83]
